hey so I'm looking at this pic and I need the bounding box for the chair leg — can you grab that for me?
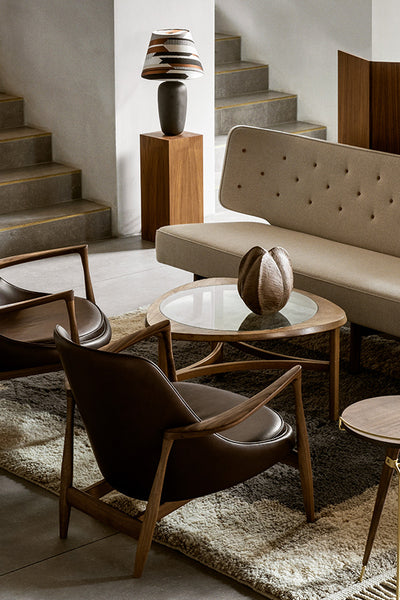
[133,438,173,578]
[59,388,75,538]
[293,376,315,522]
[360,446,399,580]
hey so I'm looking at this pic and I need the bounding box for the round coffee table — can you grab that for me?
[340,397,400,598]
[147,277,347,420]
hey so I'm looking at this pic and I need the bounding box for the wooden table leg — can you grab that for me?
[360,446,399,581]
[329,327,340,421]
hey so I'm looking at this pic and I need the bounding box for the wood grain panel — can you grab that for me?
[140,132,203,242]
[338,50,370,148]
[371,61,400,154]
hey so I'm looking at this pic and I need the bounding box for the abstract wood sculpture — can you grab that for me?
[237,246,293,314]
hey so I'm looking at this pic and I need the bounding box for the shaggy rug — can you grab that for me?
[1,309,399,600]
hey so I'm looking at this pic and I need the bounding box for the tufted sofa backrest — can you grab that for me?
[220,126,400,257]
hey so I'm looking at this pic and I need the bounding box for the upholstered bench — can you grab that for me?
[156,126,400,368]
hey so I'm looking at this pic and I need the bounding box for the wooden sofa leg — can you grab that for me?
[349,323,362,374]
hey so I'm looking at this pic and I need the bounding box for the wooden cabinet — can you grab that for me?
[140,131,203,242]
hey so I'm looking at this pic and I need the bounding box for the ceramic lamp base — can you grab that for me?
[157,81,187,136]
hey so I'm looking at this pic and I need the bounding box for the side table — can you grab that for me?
[340,396,400,598]
[140,131,203,242]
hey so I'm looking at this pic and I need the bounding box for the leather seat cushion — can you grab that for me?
[174,381,288,443]
[0,296,108,345]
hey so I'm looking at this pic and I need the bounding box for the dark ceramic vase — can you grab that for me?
[157,80,187,136]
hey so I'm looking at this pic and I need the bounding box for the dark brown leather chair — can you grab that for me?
[0,244,111,379]
[55,319,315,578]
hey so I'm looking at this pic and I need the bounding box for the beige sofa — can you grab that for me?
[156,126,400,367]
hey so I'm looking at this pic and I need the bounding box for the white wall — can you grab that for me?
[114,0,215,235]
[372,0,400,61]
[0,0,118,230]
[215,0,372,141]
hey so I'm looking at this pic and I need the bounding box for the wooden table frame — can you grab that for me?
[147,278,347,421]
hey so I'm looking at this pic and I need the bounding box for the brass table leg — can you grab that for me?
[329,328,340,421]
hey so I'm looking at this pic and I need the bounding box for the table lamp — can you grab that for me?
[141,28,204,136]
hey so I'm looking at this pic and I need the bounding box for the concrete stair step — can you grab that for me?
[215,61,269,98]
[215,90,297,135]
[0,199,111,257]
[0,162,82,213]
[0,93,24,128]
[215,33,241,64]
[0,126,52,168]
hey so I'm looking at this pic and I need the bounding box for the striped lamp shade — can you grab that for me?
[142,29,204,80]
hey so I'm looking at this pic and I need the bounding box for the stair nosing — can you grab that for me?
[0,129,51,143]
[0,96,24,103]
[0,164,81,187]
[216,93,297,110]
[0,203,109,232]
[216,63,269,75]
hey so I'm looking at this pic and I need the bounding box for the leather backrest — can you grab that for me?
[54,326,198,500]
[220,126,400,257]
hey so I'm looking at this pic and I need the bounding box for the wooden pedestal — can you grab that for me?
[140,131,203,242]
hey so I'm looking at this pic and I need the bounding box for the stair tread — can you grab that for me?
[0,126,50,142]
[216,61,268,74]
[0,93,24,103]
[0,199,109,231]
[0,162,80,184]
[265,121,326,133]
[216,33,240,41]
[216,89,296,109]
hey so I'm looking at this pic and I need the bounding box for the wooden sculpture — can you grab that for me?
[237,246,293,314]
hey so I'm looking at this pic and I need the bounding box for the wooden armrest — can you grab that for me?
[0,245,95,303]
[165,365,302,440]
[0,289,79,343]
[101,320,177,381]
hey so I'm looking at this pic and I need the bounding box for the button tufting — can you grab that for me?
[308,199,312,205]
[296,177,299,182]
[260,171,265,176]
[283,156,287,160]
[313,162,317,168]
[276,192,280,197]
[237,184,242,189]
[326,184,330,189]
[242,148,246,153]
[345,168,349,174]
[377,175,381,181]
[357,191,361,196]
[339,206,343,211]
[371,214,375,219]
[390,198,394,204]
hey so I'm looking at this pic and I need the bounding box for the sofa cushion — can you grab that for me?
[156,221,400,336]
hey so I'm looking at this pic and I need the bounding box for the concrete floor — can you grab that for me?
[0,236,264,600]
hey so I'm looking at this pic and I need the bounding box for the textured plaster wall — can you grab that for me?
[215,0,372,141]
[0,0,118,231]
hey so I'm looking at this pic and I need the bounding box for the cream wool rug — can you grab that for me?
[0,309,399,600]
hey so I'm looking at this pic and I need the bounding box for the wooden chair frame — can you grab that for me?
[59,320,315,578]
[0,244,97,380]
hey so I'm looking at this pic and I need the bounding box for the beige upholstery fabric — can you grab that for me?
[220,126,400,257]
[156,221,400,336]
[155,126,400,337]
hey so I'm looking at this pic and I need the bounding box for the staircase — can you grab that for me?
[215,33,327,209]
[0,93,111,257]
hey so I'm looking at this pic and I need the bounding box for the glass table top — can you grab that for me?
[160,283,318,332]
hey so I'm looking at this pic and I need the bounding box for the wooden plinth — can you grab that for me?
[140,131,203,242]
